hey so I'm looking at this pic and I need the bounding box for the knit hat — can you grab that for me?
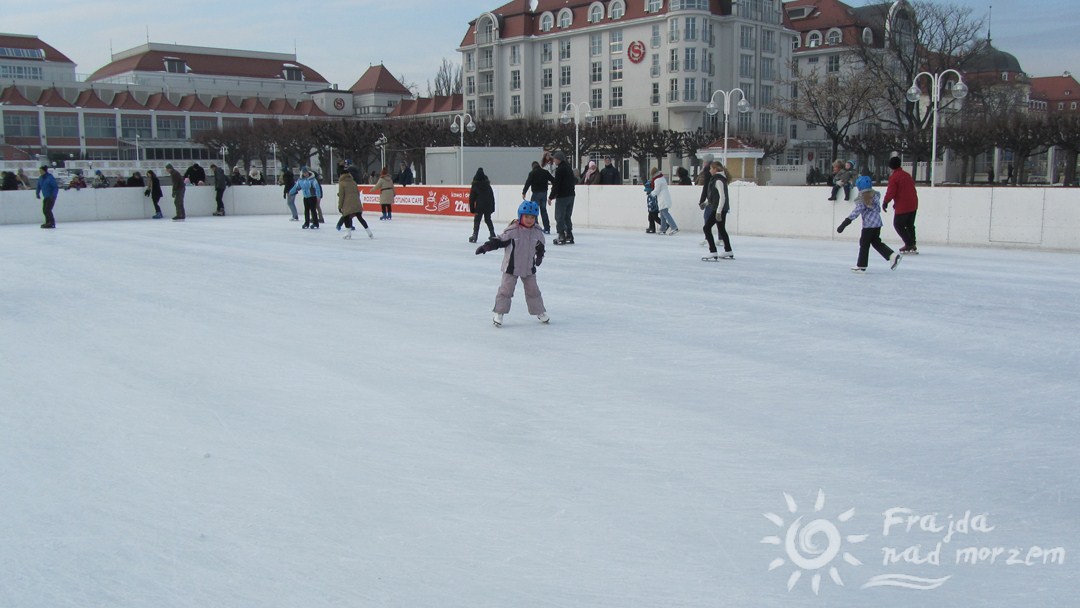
[856,175,873,191]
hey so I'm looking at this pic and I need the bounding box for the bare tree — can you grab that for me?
[1049,113,1080,186]
[427,58,463,97]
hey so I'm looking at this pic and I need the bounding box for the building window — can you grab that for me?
[807,31,822,48]
[543,93,553,114]
[591,88,603,109]
[0,65,44,79]
[610,30,623,54]
[790,122,798,139]
[541,43,553,63]
[760,113,774,133]
[646,0,662,13]
[190,118,216,134]
[510,45,521,65]
[44,114,78,138]
[651,24,662,48]
[467,100,476,115]
[669,48,680,72]
[511,70,521,90]
[762,30,776,53]
[668,79,679,102]
[560,91,571,109]
[465,52,474,71]
[740,25,755,49]
[84,115,115,138]
[760,84,773,106]
[163,58,187,74]
[479,48,493,70]
[738,112,752,132]
[862,27,874,45]
[651,53,661,77]
[591,61,603,83]
[827,56,840,73]
[540,13,554,32]
[611,58,623,81]
[558,8,573,28]
[684,78,696,102]
[827,29,842,45]
[758,57,774,80]
[610,0,625,19]
[121,116,151,139]
[590,33,602,56]
[684,48,697,71]
[560,65,571,86]
[653,111,660,125]
[466,76,476,94]
[589,4,604,22]
[542,68,552,88]
[608,114,626,126]
[669,19,680,42]
[283,67,304,81]
[739,54,755,78]
[611,86,623,108]
[651,82,660,105]
[560,39,571,60]
[156,116,186,139]
[511,95,522,115]
[684,18,698,42]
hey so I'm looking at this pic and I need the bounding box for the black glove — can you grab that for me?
[837,218,852,233]
[475,245,487,255]
[882,202,889,212]
[534,241,545,267]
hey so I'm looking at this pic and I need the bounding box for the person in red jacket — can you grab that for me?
[882,156,919,254]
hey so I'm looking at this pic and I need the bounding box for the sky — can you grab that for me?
[4,0,1079,95]
[1,213,1078,606]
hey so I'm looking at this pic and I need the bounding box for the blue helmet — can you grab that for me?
[518,199,540,218]
[855,175,873,191]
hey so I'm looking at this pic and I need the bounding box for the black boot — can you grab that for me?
[468,233,478,243]
[564,231,574,244]
[554,231,566,245]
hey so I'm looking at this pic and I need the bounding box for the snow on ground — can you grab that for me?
[1,215,1077,607]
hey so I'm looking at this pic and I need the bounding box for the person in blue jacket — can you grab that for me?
[35,166,59,229]
[288,166,323,229]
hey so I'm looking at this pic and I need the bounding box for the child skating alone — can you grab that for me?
[837,175,902,273]
[475,200,549,327]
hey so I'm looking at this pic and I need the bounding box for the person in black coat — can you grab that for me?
[598,157,622,185]
[282,167,298,220]
[468,167,497,243]
[143,170,164,218]
[522,161,554,234]
[547,151,577,245]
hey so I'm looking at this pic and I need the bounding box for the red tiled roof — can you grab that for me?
[388,94,462,118]
[1030,75,1080,103]
[34,88,74,108]
[0,85,34,106]
[294,99,328,117]
[73,89,111,109]
[458,0,726,46]
[177,93,212,113]
[109,91,146,110]
[208,95,244,113]
[267,98,301,115]
[349,64,412,95]
[239,97,270,114]
[0,33,75,64]
[86,47,328,84]
[145,92,180,111]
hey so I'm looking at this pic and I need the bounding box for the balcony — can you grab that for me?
[478,83,494,95]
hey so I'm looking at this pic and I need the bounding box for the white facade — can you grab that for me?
[459,1,796,136]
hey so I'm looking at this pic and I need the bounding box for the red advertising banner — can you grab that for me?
[360,186,475,217]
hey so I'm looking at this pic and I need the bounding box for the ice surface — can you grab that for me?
[1,216,1077,607]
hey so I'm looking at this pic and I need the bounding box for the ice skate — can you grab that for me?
[851,266,867,273]
[366,228,374,239]
[537,312,550,324]
[890,252,902,270]
[493,312,503,327]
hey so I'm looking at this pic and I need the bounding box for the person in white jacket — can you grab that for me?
[651,167,679,235]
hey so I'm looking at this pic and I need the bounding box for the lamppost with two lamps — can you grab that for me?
[705,88,751,167]
[906,69,968,187]
[449,114,476,184]
[560,102,594,171]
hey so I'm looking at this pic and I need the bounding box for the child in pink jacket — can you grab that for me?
[475,200,549,327]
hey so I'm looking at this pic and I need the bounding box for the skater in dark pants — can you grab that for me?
[143,170,164,218]
[522,161,553,234]
[701,161,733,260]
[165,164,185,221]
[210,163,228,215]
[475,200,549,327]
[336,172,372,239]
[372,167,395,220]
[468,167,497,243]
[837,176,902,272]
[288,166,323,229]
[282,167,298,221]
[882,156,920,254]
[35,166,58,228]
[644,179,662,233]
[547,151,576,245]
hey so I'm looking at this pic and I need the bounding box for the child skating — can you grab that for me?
[475,200,549,327]
[837,176,902,273]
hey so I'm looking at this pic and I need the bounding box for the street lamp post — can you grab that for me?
[135,133,140,165]
[704,88,751,166]
[375,133,387,171]
[559,102,594,171]
[449,113,476,184]
[906,69,968,187]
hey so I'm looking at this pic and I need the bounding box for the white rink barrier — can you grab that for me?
[2,184,1078,252]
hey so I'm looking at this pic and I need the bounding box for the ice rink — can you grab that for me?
[1,214,1077,607]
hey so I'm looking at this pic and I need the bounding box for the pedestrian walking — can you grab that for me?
[837,175,902,272]
[475,200,549,328]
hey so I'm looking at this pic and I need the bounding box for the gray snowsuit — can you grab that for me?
[478,221,547,315]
